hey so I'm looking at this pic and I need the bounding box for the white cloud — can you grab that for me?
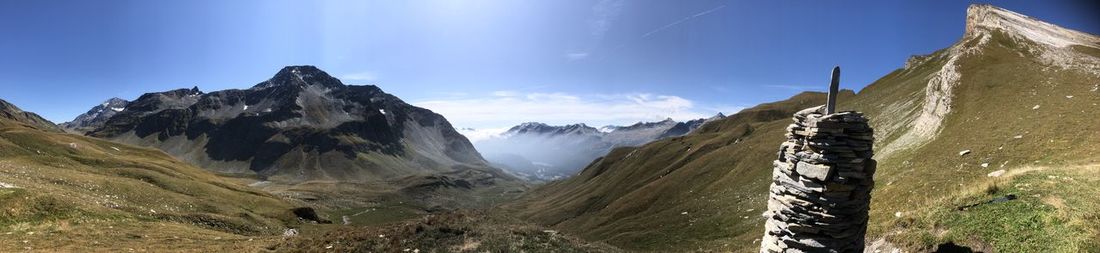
[456,127,510,142]
[413,91,730,130]
[340,71,377,82]
[492,90,520,97]
[566,52,590,60]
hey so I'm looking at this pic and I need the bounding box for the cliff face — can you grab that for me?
[964,4,1100,48]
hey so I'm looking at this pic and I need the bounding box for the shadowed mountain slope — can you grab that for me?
[0,99,62,133]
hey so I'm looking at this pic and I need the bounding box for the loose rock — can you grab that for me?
[283,229,299,237]
[760,108,876,253]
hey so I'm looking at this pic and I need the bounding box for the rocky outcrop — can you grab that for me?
[883,4,1100,158]
[760,106,876,252]
[965,4,1100,49]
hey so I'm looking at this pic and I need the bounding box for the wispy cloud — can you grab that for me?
[569,0,625,61]
[413,91,728,130]
[565,52,590,60]
[642,5,726,38]
[340,71,377,82]
[590,0,625,38]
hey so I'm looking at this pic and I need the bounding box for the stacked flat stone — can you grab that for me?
[760,105,876,253]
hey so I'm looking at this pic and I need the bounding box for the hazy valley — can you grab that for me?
[1,3,1099,253]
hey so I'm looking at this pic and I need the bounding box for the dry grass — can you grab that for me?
[0,125,305,252]
[881,164,1100,252]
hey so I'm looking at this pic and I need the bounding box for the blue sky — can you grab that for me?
[1,1,1097,132]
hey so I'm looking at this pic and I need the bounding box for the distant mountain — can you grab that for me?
[508,4,1100,252]
[657,113,725,139]
[83,66,520,206]
[60,97,130,134]
[476,115,724,181]
[0,98,61,132]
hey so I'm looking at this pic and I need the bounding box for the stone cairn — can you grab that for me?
[761,67,876,253]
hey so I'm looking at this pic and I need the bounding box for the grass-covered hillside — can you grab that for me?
[506,92,853,251]
[0,99,308,252]
[507,5,1100,252]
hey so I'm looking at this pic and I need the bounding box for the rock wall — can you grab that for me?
[760,106,876,253]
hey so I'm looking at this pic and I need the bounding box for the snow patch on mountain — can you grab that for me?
[60,97,131,133]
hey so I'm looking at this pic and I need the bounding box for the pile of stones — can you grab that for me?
[760,105,876,253]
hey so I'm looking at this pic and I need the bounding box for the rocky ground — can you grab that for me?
[274,210,622,253]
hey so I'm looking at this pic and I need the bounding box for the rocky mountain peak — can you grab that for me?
[254,65,345,89]
[563,123,593,129]
[964,4,1099,48]
[61,97,131,133]
[103,97,129,105]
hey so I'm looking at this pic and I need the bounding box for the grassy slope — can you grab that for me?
[0,122,305,251]
[866,32,1100,252]
[505,92,855,251]
[508,30,1100,252]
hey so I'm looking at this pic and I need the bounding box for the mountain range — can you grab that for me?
[60,66,523,208]
[475,114,725,181]
[507,4,1100,252]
